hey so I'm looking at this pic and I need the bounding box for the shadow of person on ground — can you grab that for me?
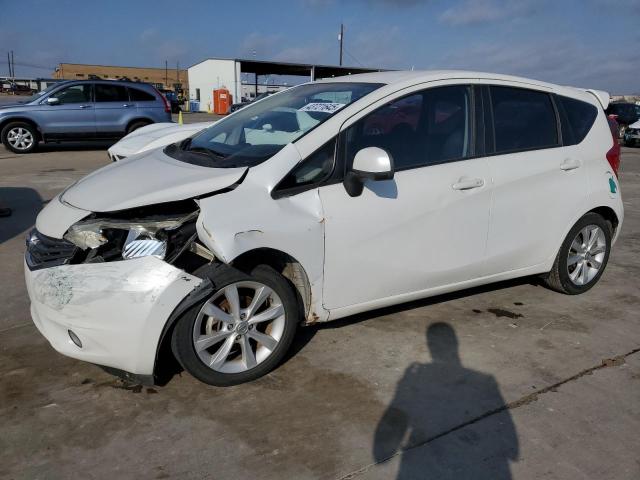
[0,187,43,245]
[373,322,518,479]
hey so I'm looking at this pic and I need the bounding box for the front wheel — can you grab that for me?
[1,121,38,153]
[543,213,612,294]
[172,264,299,386]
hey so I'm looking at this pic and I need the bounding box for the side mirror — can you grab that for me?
[46,97,60,106]
[343,147,394,197]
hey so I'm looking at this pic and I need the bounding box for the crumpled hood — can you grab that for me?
[110,121,216,156]
[61,148,246,212]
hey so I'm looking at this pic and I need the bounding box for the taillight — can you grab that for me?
[153,87,171,113]
[606,135,621,178]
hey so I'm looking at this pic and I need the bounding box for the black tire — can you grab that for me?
[1,121,38,154]
[543,212,612,295]
[126,120,151,134]
[172,264,299,386]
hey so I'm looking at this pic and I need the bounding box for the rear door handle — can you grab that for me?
[79,104,92,109]
[123,104,133,108]
[560,158,581,171]
[452,177,484,191]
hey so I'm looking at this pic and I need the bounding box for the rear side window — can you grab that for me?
[95,84,129,102]
[490,86,558,153]
[129,87,155,101]
[556,95,597,145]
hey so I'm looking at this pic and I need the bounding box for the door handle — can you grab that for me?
[560,158,581,171]
[452,177,484,191]
[79,104,92,109]
[123,104,133,108]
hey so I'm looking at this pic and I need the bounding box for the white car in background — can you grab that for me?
[107,121,216,161]
[26,71,623,387]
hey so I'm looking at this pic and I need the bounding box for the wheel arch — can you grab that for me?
[126,117,153,132]
[588,206,619,235]
[0,116,42,141]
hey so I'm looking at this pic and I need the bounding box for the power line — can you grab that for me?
[342,47,364,67]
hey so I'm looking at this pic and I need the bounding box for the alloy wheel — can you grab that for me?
[192,281,286,374]
[7,127,34,151]
[567,225,607,286]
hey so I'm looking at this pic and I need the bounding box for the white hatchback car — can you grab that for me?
[25,71,623,386]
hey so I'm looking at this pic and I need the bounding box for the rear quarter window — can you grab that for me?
[129,87,156,101]
[556,95,598,146]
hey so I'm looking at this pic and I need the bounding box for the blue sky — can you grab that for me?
[1,0,639,93]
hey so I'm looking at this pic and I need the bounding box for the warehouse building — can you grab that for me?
[188,57,381,112]
[52,63,188,91]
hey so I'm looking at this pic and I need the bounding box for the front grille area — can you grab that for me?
[25,228,79,271]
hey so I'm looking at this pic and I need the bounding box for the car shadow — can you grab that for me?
[282,276,540,364]
[0,187,43,245]
[36,141,115,152]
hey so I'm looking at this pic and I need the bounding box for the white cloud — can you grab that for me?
[439,0,537,26]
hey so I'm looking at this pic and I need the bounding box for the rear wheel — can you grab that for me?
[126,120,150,134]
[544,213,612,294]
[1,121,38,153]
[172,264,299,386]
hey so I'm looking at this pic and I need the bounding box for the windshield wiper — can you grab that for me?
[188,146,228,160]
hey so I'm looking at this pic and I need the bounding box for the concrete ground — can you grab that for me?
[0,125,639,479]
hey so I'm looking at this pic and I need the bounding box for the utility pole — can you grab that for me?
[165,60,168,88]
[338,24,344,66]
[176,61,179,86]
[7,52,11,77]
[11,51,15,78]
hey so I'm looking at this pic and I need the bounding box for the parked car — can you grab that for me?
[107,120,217,161]
[623,119,640,147]
[229,91,275,113]
[25,71,623,387]
[606,102,640,138]
[0,79,171,153]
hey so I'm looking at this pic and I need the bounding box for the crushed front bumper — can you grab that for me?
[25,256,202,376]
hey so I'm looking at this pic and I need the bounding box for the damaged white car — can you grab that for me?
[25,71,623,386]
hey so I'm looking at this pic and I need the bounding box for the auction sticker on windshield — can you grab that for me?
[299,102,346,113]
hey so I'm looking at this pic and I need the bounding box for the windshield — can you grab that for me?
[165,82,383,168]
[23,84,60,103]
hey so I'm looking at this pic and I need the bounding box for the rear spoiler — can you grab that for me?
[583,89,610,110]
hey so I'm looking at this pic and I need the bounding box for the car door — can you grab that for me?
[319,84,492,310]
[37,83,95,138]
[94,83,133,136]
[128,86,165,122]
[482,85,588,275]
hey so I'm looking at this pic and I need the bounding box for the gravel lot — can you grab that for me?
[1,122,639,479]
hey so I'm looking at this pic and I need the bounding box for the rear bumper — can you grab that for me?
[25,256,202,375]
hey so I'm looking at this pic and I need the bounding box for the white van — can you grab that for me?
[25,71,623,386]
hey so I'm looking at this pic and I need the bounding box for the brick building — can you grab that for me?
[52,63,188,91]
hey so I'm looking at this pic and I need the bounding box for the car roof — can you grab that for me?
[316,69,603,106]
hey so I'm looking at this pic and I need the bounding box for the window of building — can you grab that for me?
[344,85,472,171]
[95,84,129,102]
[75,73,84,78]
[490,86,559,153]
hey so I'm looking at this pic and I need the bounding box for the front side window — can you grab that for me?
[53,84,92,104]
[490,86,558,153]
[95,84,129,102]
[344,85,471,171]
[165,82,382,168]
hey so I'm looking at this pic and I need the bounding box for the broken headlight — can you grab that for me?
[64,211,198,263]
